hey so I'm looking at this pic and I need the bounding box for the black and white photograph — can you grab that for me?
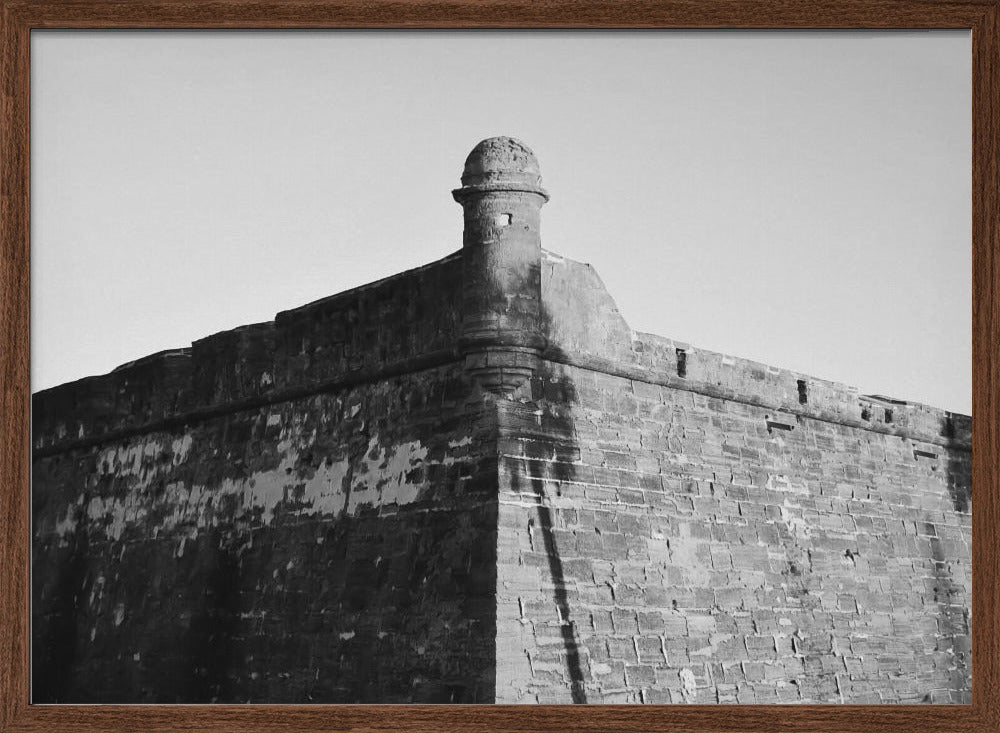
[30,30,971,705]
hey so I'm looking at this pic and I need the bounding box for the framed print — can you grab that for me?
[2,2,998,733]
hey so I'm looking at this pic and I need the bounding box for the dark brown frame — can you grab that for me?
[2,2,997,731]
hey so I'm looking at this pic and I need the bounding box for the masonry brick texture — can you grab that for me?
[32,138,971,704]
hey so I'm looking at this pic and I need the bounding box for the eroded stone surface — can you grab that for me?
[34,364,500,703]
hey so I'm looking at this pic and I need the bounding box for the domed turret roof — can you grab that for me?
[454,136,549,202]
[462,137,540,181]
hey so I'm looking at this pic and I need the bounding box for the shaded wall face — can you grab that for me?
[33,364,498,703]
[496,363,971,704]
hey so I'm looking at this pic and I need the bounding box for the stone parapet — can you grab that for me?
[32,254,463,453]
[539,251,969,452]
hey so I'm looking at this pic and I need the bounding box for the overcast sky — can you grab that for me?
[31,30,971,414]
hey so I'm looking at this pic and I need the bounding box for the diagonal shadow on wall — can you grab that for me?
[504,355,587,704]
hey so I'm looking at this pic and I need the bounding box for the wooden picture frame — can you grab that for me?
[1,2,996,731]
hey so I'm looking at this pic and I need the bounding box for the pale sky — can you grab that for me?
[31,30,971,414]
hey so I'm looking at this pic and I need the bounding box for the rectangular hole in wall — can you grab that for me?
[765,412,796,432]
[914,449,938,460]
[797,380,808,404]
[885,409,893,424]
[676,348,687,378]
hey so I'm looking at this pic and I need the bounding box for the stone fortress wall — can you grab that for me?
[33,256,501,703]
[32,138,970,704]
[497,252,970,704]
